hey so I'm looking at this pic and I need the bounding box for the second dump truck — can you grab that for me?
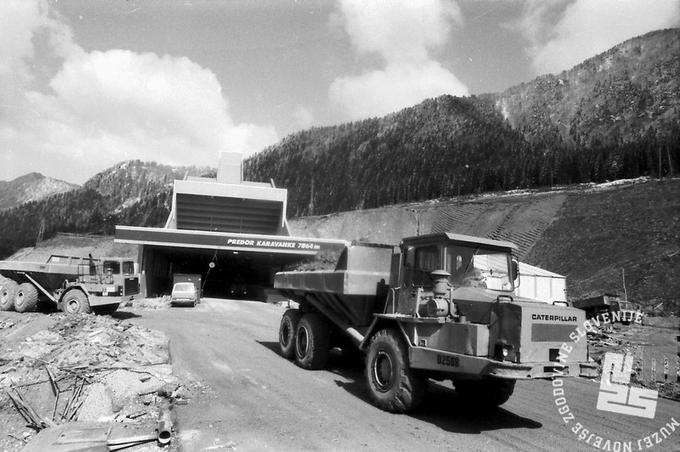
[0,255,139,314]
[275,232,597,412]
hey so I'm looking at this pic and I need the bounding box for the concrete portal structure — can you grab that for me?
[115,152,347,299]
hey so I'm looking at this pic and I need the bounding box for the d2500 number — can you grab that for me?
[437,355,459,367]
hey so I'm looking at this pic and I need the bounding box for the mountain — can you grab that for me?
[0,173,77,211]
[83,160,212,208]
[246,96,535,217]
[0,161,213,259]
[486,29,680,149]
[245,28,680,217]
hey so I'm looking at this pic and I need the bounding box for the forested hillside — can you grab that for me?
[245,29,680,217]
[0,161,210,258]
[488,29,680,149]
[246,96,536,217]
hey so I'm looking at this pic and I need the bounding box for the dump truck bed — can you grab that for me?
[275,243,394,328]
[274,269,389,296]
[0,260,79,289]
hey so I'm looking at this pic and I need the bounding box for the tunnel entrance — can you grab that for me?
[114,152,348,303]
[141,245,311,301]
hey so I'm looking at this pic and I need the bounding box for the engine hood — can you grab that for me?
[450,286,582,324]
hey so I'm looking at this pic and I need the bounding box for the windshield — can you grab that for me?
[446,245,514,291]
[173,283,195,292]
[103,260,121,274]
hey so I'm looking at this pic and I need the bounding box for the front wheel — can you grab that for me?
[61,290,91,314]
[279,309,302,359]
[365,329,427,413]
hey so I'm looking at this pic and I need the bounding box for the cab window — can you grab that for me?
[403,245,439,286]
[103,261,121,274]
[122,261,135,275]
[415,246,439,272]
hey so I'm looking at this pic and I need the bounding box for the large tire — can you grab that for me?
[295,313,330,370]
[61,290,91,314]
[0,280,18,311]
[279,309,302,359]
[366,329,427,413]
[454,378,516,407]
[14,283,38,313]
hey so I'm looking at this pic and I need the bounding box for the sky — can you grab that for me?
[1,0,679,184]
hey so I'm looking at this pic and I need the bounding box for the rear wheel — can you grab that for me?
[295,313,330,370]
[0,280,18,311]
[279,309,302,359]
[61,290,91,314]
[366,329,427,413]
[14,283,38,313]
[454,378,515,407]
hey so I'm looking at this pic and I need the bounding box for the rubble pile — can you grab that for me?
[586,322,679,401]
[0,313,185,451]
[0,313,168,389]
[127,296,172,310]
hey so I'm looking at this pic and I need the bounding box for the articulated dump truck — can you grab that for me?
[275,232,597,412]
[0,255,139,315]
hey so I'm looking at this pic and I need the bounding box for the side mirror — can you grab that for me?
[511,260,519,281]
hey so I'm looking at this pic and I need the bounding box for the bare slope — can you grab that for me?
[289,191,568,259]
[290,178,680,313]
[526,178,680,309]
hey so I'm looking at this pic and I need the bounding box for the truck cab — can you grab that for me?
[398,233,517,291]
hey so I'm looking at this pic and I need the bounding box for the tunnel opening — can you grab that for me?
[141,245,307,301]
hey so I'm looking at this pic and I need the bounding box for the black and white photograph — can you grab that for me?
[0,0,678,450]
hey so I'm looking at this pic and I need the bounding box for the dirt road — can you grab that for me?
[128,299,679,451]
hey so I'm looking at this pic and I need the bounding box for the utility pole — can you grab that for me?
[36,218,45,245]
[308,174,315,216]
[622,268,628,302]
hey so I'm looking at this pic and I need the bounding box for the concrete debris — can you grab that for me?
[102,368,169,408]
[586,321,679,401]
[0,319,16,329]
[0,312,182,452]
[77,383,115,422]
[0,313,168,389]
[132,296,172,310]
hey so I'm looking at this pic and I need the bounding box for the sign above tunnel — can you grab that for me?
[115,226,348,255]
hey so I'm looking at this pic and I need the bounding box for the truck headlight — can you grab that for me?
[494,341,514,361]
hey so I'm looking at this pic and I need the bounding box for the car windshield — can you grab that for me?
[173,283,195,292]
[446,245,513,291]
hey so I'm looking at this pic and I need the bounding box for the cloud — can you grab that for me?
[0,0,278,184]
[330,0,468,121]
[518,0,680,75]
[330,62,467,120]
[292,105,315,130]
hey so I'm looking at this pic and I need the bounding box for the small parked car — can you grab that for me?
[170,282,199,307]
